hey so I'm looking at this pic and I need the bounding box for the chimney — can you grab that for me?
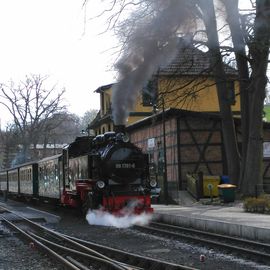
[114,125,126,134]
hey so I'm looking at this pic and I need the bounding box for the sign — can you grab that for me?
[115,163,136,169]
[263,142,270,158]
[147,138,155,150]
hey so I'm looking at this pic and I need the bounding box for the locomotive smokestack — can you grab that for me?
[114,125,126,134]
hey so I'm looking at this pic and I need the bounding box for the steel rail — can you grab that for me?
[60,232,199,270]
[151,221,270,249]
[135,222,270,262]
[1,216,80,270]
[1,206,138,270]
[28,232,130,270]
[0,206,122,261]
[0,205,198,270]
[66,257,92,270]
[0,206,130,270]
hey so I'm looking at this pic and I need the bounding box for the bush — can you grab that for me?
[243,195,270,214]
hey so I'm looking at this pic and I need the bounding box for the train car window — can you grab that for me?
[39,167,44,179]
[80,156,88,179]
[54,164,58,180]
[29,168,32,181]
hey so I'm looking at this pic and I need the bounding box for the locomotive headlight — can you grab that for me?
[96,180,105,189]
[149,179,157,188]
[122,134,130,143]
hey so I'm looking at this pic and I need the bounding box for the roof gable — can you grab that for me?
[159,44,238,76]
[94,83,115,93]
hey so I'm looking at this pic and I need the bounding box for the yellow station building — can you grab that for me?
[89,43,240,135]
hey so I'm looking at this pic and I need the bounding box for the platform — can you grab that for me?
[1,195,270,243]
[0,198,60,224]
[152,202,270,242]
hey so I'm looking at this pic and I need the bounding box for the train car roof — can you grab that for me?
[38,153,62,163]
[0,154,63,172]
[2,160,39,171]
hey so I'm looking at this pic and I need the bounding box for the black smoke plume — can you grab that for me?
[112,0,197,125]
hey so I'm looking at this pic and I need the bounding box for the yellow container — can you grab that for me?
[203,175,220,197]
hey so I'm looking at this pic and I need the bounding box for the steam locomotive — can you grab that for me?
[0,127,157,215]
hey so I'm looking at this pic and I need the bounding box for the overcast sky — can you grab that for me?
[0,0,118,127]
[0,0,257,128]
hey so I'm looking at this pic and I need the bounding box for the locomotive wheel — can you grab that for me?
[82,193,95,215]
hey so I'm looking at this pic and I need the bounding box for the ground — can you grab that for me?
[0,198,270,270]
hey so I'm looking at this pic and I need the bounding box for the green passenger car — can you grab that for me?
[38,154,62,199]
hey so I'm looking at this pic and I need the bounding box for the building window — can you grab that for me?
[106,102,112,114]
[227,81,236,105]
[142,79,157,106]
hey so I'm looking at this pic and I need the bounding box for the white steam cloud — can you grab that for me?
[86,210,152,228]
[85,199,152,228]
[112,0,197,125]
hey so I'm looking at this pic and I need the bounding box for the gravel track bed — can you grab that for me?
[47,209,270,270]
[1,200,270,270]
[0,234,62,270]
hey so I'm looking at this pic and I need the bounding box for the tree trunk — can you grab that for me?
[242,0,270,195]
[198,0,240,184]
[222,0,251,192]
[242,74,266,195]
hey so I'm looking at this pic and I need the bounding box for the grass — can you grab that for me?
[243,194,270,214]
[264,105,270,122]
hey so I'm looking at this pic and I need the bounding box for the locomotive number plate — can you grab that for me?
[115,163,136,169]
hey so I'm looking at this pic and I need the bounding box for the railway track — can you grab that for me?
[0,206,197,270]
[134,221,270,265]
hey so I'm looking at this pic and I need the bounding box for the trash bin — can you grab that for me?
[221,175,230,184]
[218,184,236,203]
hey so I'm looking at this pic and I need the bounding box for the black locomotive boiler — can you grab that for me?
[63,129,156,214]
[0,129,157,215]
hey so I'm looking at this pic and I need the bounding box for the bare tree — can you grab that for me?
[0,124,20,168]
[37,112,82,157]
[91,0,270,196]
[215,0,270,195]
[80,109,99,131]
[0,74,66,163]
[196,0,240,190]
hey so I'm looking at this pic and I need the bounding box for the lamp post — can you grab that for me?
[152,94,169,205]
[161,95,169,205]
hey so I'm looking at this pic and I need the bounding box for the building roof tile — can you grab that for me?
[159,45,238,76]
